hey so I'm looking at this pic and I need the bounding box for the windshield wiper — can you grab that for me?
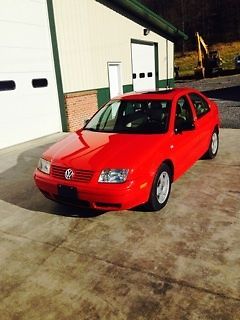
[84,127,97,132]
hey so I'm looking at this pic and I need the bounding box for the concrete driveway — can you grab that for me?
[0,130,240,320]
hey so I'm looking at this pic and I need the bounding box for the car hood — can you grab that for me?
[43,130,168,172]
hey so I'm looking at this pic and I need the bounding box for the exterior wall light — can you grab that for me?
[144,28,150,36]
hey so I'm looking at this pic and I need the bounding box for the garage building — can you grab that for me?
[0,0,187,149]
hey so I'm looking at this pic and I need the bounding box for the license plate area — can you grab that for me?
[58,185,77,200]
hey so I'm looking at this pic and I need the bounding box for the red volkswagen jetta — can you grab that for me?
[34,88,220,211]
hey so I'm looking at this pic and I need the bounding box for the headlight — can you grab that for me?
[37,158,51,174]
[98,169,129,183]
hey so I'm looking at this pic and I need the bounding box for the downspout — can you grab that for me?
[166,39,169,88]
[47,0,68,131]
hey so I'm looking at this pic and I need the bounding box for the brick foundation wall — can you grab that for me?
[64,90,98,132]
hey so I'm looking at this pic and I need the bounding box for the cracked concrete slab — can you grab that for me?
[0,130,239,319]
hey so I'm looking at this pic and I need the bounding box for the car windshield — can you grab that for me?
[84,100,171,134]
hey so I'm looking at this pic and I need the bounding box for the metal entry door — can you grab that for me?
[108,62,123,99]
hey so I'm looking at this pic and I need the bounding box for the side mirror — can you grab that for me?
[175,120,195,134]
[174,127,183,134]
[186,121,195,130]
[84,119,90,126]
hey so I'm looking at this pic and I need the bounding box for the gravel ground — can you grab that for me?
[176,74,240,128]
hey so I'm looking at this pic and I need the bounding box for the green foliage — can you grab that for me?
[175,41,240,78]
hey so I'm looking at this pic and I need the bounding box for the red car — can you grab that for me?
[34,88,220,211]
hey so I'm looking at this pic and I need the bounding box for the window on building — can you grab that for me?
[0,80,16,91]
[139,73,145,78]
[32,78,48,88]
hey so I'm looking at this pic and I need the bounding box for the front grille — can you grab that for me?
[51,165,94,183]
[54,195,91,208]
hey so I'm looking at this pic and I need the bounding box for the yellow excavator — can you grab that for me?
[194,32,222,79]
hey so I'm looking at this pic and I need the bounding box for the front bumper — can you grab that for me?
[34,170,151,211]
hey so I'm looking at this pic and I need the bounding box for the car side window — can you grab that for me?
[189,93,210,118]
[175,96,194,132]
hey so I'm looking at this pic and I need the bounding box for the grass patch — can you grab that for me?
[175,41,240,78]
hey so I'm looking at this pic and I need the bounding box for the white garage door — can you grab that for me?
[0,0,62,149]
[131,42,156,92]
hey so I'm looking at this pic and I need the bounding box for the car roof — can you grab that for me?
[117,87,197,101]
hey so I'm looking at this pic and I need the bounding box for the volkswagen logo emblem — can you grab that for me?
[65,168,74,180]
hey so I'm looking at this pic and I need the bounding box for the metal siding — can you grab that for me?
[52,0,173,93]
[168,41,174,80]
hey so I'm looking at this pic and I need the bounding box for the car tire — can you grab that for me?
[146,163,172,212]
[204,130,219,159]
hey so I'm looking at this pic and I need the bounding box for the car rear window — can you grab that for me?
[189,93,210,118]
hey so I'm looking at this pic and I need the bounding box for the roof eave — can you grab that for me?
[96,0,188,42]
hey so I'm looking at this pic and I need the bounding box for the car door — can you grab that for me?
[188,92,212,156]
[170,95,199,179]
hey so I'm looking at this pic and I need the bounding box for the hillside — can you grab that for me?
[140,0,240,51]
[175,41,240,78]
